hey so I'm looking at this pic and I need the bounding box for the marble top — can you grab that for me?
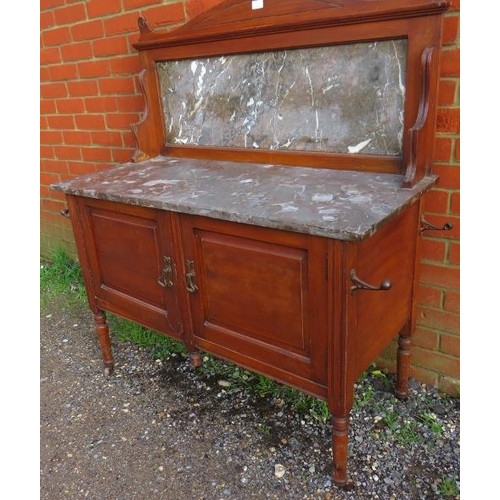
[52,156,436,241]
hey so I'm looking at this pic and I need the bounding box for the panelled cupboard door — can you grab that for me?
[75,198,183,338]
[180,214,329,397]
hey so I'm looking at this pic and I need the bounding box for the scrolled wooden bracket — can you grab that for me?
[350,269,392,295]
[403,46,435,188]
[131,69,152,163]
[137,16,157,39]
[419,217,453,235]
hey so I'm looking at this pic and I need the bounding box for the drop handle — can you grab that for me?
[185,260,199,293]
[350,269,392,295]
[60,208,70,218]
[419,217,453,235]
[157,256,174,288]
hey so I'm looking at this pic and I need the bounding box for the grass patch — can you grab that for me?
[438,476,459,497]
[40,247,86,309]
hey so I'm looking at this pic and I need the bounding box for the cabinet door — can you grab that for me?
[180,215,328,396]
[75,198,183,338]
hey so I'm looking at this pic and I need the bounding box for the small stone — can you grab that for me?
[324,492,333,500]
[218,380,231,388]
[274,464,286,478]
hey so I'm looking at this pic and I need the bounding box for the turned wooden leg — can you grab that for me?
[395,324,411,399]
[189,351,203,368]
[331,414,350,486]
[94,310,114,375]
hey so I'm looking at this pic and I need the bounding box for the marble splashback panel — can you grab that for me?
[157,40,407,156]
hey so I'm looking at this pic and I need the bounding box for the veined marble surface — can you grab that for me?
[157,40,407,155]
[53,156,435,241]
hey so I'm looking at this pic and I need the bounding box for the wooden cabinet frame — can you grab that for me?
[53,0,450,487]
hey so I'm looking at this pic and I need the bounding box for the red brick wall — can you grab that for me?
[40,0,460,394]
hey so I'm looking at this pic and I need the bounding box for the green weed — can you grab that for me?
[40,247,86,308]
[438,476,459,497]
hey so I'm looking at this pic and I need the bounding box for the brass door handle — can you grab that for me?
[157,256,174,288]
[185,260,198,293]
[350,269,392,295]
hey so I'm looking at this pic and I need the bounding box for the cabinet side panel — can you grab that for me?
[351,203,419,378]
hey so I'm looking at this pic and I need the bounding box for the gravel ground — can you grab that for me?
[41,297,460,500]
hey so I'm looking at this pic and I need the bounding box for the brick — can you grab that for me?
[440,48,460,77]
[434,165,460,189]
[440,334,460,357]
[438,376,460,396]
[448,242,460,265]
[41,83,68,99]
[56,98,86,114]
[40,66,51,83]
[67,161,100,176]
[443,15,459,45]
[448,0,460,12]
[99,77,136,95]
[41,159,69,175]
[42,27,71,47]
[417,306,460,334]
[417,285,442,308]
[41,116,48,130]
[90,131,123,147]
[413,326,439,350]
[123,0,163,10]
[104,13,140,36]
[40,171,64,186]
[433,136,452,162]
[48,63,79,81]
[41,198,67,214]
[410,366,438,388]
[40,145,55,159]
[436,108,460,134]
[67,80,99,97]
[87,0,123,18]
[85,96,118,113]
[60,42,93,62]
[115,94,145,112]
[41,0,65,10]
[424,189,449,214]
[105,112,141,129]
[41,100,57,115]
[450,192,460,215]
[420,263,459,289]
[420,238,446,262]
[71,19,104,41]
[443,290,460,313]
[40,47,61,65]
[54,3,86,25]
[109,55,142,76]
[186,0,225,19]
[92,36,129,57]
[78,60,111,78]
[53,145,82,161]
[437,80,457,106]
[41,130,63,145]
[454,138,460,161]
[412,347,460,378]
[81,147,113,162]
[47,115,75,129]
[75,114,106,130]
[40,143,54,159]
[63,130,92,145]
[142,4,186,25]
